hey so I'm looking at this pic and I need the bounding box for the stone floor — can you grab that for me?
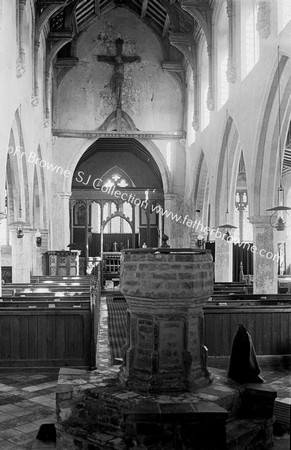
[0,369,287,449]
[0,293,287,449]
[0,371,57,449]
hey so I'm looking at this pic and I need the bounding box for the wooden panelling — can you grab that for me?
[0,308,92,368]
[204,305,291,368]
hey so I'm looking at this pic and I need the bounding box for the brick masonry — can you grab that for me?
[56,368,277,450]
[55,250,277,449]
[120,252,213,300]
[119,251,214,392]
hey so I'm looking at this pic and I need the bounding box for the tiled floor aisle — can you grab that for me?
[0,369,288,450]
[0,372,58,449]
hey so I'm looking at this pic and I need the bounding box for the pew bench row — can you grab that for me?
[0,299,95,368]
[204,303,291,369]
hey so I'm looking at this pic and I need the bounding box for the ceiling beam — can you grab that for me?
[141,0,149,18]
[52,129,186,139]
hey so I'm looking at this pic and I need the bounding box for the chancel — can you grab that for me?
[0,0,290,448]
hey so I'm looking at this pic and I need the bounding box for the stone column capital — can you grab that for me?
[58,192,71,200]
[164,193,177,201]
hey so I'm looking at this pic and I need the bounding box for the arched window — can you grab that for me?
[278,0,291,33]
[101,166,133,190]
[103,173,130,189]
[200,38,210,130]
[241,0,259,79]
[217,1,229,108]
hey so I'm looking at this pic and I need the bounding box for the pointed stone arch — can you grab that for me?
[6,109,31,225]
[35,145,48,229]
[194,149,209,226]
[214,113,242,228]
[6,140,21,224]
[63,137,171,196]
[253,54,291,214]
[8,109,31,225]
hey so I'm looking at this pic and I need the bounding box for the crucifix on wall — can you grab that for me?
[98,38,141,130]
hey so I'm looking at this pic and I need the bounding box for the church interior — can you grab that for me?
[0,0,291,448]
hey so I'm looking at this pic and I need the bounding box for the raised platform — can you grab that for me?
[56,367,277,450]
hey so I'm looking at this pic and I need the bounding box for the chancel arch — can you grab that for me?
[70,138,164,271]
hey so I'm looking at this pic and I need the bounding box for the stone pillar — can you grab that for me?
[248,215,277,294]
[58,193,71,250]
[192,44,200,131]
[214,236,233,282]
[163,194,176,243]
[226,0,237,83]
[206,43,215,111]
[11,227,32,283]
[120,249,213,393]
[16,0,26,78]
[164,194,184,247]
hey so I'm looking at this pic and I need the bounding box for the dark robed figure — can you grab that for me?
[228,324,264,383]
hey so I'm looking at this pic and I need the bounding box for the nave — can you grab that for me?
[0,269,289,449]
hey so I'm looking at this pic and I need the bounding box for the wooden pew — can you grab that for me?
[0,265,102,371]
[0,298,93,369]
[0,296,90,305]
[210,293,291,303]
[1,282,91,297]
[214,282,253,294]
[30,275,91,285]
[204,302,291,370]
[1,290,90,299]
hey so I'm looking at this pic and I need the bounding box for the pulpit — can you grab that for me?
[47,250,81,276]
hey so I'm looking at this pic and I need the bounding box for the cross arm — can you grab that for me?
[123,56,141,63]
[97,55,116,64]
